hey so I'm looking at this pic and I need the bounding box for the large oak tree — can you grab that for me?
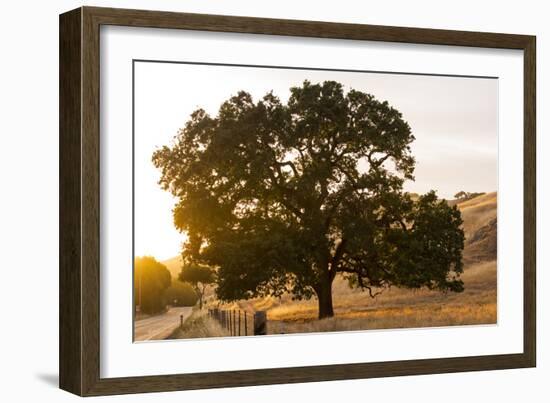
[153,81,465,319]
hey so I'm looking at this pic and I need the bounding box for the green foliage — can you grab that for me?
[179,263,216,285]
[134,256,171,314]
[383,191,464,292]
[153,80,465,319]
[178,264,216,309]
[163,280,199,306]
[454,191,467,199]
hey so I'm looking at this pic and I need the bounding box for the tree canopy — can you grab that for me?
[163,280,199,307]
[153,80,465,318]
[454,191,485,201]
[178,264,216,309]
[134,256,171,314]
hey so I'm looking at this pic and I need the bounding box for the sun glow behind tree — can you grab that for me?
[153,81,465,318]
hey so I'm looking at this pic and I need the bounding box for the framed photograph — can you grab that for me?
[59,6,536,396]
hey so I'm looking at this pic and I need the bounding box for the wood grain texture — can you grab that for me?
[59,6,537,396]
[523,38,537,367]
[85,6,532,49]
[59,8,82,396]
[81,6,102,396]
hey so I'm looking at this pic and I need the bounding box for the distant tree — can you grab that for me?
[134,256,171,314]
[154,80,465,319]
[178,264,216,309]
[454,191,485,201]
[454,191,468,200]
[163,280,199,307]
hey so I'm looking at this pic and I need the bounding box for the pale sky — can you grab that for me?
[134,62,498,261]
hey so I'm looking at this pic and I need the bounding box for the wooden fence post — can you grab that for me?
[254,311,267,335]
[238,311,241,336]
[205,307,260,337]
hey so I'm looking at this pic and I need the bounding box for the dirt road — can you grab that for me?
[134,306,193,341]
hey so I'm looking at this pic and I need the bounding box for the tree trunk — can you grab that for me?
[199,284,206,310]
[195,286,203,310]
[317,277,334,319]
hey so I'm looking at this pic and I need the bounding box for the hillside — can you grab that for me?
[162,255,183,279]
[456,192,497,264]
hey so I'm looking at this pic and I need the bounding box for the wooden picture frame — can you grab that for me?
[59,6,536,396]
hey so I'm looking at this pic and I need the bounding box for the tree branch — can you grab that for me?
[264,166,303,219]
[368,150,393,169]
[276,160,299,178]
[330,239,347,278]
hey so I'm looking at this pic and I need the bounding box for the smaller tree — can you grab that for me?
[454,191,468,200]
[163,280,199,307]
[134,256,171,314]
[178,264,216,309]
[454,191,485,201]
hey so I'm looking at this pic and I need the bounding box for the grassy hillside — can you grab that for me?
[457,192,497,264]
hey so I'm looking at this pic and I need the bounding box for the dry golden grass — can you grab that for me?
[457,192,497,210]
[458,192,495,210]
[167,307,229,339]
[267,302,496,335]
[262,260,496,326]
[458,192,497,240]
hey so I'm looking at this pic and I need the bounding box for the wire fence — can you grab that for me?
[208,308,267,336]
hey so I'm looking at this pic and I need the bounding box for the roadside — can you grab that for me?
[167,308,230,339]
[134,308,167,322]
[134,306,193,341]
